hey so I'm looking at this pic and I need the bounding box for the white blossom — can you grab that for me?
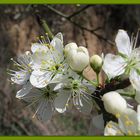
[54,70,94,114]
[103,30,140,92]
[104,106,140,135]
[30,33,65,88]
[9,51,33,97]
[64,42,89,72]
[90,54,103,74]
[102,91,127,115]
[16,83,59,122]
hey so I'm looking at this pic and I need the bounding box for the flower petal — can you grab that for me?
[74,92,93,114]
[54,83,63,91]
[118,108,138,135]
[115,29,131,56]
[69,48,89,72]
[50,33,63,56]
[137,105,140,132]
[31,43,48,53]
[18,88,42,102]
[11,70,30,85]
[30,71,52,88]
[31,51,51,70]
[82,80,95,94]
[35,99,54,122]
[50,73,64,84]
[102,53,126,79]
[135,91,140,104]
[54,90,71,113]
[129,69,140,91]
[16,82,32,99]
[104,121,124,136]
[55,32,63,43]
[102,91,127,115]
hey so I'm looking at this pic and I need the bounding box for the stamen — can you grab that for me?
[17,74,20,78]
[116,130,123,135]
[40,36,46,44]
[114,62,127,76]
[127,130,133,135]
[107,123,112,128]
[41,60,48,65]
[45,80,48,84]
[124,115,129,120]
[115,113,120,118]
[125,120,134,126]
[133,29,140,49]
[45,33,51,44]
[32,100,42,118]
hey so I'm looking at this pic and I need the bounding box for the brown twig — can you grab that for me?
[31,5,54,39]
[46,5,115,46]
[67,5,91,19]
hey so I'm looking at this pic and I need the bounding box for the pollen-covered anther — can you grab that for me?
[127,130,133,135]
[50,45,55,50]
[17,74,20,78]
[107,123,112,128]
[115,113,120,118]
[28,69,32,73]
[116,130,123,135]
[125,120,134,126]
[41,60,47,65]
[124,115,129,120]
[45,80,48,84]
[28,64,31,67]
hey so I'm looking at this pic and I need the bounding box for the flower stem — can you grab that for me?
[80,73,98,87]
[96,73,100,86]
[41,19,54,40]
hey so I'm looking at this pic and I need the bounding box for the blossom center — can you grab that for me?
[41,86,56,100]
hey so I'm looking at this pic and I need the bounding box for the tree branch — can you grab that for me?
[31,5,54,40]
[67,5,91,19]
[46,5,115,46]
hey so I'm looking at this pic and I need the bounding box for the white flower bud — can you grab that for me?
[64,43,89,72]
[64,42,78,56]
[90,54,103,74]
[65,43,89,72]
[25,51,31,56]
[102,91,127,115]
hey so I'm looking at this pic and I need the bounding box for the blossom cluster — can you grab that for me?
[9,29,140,135]
[9,33,95,122]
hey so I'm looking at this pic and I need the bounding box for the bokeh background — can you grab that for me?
[0,4,140,135]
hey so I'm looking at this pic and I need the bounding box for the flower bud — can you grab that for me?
[90,54,103,74]
[71,49,89,72]
[102,91,127,115]
[64,42,78,57]
[64,43,89,72]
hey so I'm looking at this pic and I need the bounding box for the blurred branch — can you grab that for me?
[67,5,91,19]
[41,20,54,39]
[100,78,130,95]
[46,5,115,46]
[31,5,54,40]
[12,115,32,135]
